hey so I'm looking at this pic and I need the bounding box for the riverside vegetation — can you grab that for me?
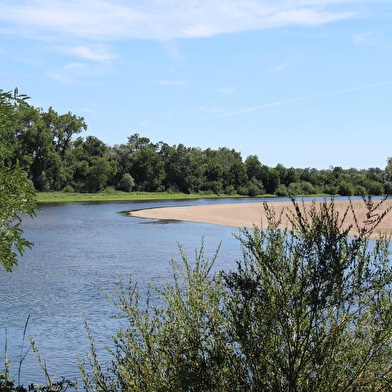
[2,89,392,198]
[2,89,392,390]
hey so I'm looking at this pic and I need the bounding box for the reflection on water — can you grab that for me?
[0,198,250,385]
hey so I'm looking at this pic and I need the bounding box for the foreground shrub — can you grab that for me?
[0,375,74,392]
[79,197,392,391]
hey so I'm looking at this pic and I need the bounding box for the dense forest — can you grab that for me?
[7,101,392,196]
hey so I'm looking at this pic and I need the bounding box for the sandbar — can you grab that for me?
[130,200,392,240]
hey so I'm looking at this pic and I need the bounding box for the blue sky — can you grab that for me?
[1,0,391,170]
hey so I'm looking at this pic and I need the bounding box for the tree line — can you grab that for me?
[7,100,392,196]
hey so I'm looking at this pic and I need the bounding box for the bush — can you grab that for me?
[246,183,260,197]
[384,181,392,195]
[301,181,316,195]
[354,185,367,196]
[210,181,223,195]
[287,181,302,196]
[117,173,135,192]
[35,171,52,192]
[224,185,236,195]
[323,184,338,195]
[0,374,74,392]
[236,185,248,195]
[338,180,354,196]
[367,181,384,195]
[275,183,288,196]
[62,185,74,193]
[237,179,265,197]
[79,198,392,391]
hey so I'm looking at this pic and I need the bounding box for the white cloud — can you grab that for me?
[216,87,236,94]
[50,62,109,84]
[77,108,101,114]
[352,32,380,45]
[272,63,290,71]
[155,79,187,86]
[140,120,149,127]
[64,44,118,61]
[0,0,363,42]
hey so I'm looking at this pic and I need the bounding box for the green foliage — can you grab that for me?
[367,180,384,196]
[0,89,37,272]
[354,185,367,196]
[338,180,354,196]
[300,180,317,194]
[288,181,303,196]
[0,369,74,391]
[117,173,135,192]
[79,242,230,391]
[61,185,74,193]
[224,185,236,195]
[274,183,288,196]
[246,182,262,197]
[79,198,392,391]
[0,163,36,272]
[13,103,86,191]
[224,198,392,390]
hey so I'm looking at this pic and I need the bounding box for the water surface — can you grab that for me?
[0,198,259,385]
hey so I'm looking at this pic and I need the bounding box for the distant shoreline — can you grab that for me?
[130,200,392,240]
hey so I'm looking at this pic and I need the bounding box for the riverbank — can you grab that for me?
[35,191,272,203]
[34,190,338,203]
[131,199,392,240]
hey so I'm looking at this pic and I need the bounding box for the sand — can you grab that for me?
[130,199,392,240]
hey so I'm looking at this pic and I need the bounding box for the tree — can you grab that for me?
[79,197,392,391]
[117,173,135,192]
[0,89,37,272]
[160,143,199,193]
[338,180,354,196]
[245,155,262,180]
[85,156,117,192]
[13,104,87,191]
[265,167,280,194]
[125,134,165,191]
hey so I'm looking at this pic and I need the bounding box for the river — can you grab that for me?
[0,198,267,386]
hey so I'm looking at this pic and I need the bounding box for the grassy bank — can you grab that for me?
[35,191,258,203]
[34,191,337,204]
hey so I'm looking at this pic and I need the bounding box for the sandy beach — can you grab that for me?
[130,199,392,240]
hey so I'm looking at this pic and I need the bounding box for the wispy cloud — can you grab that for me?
[50,62,109,84]
[155,79,186,86]
[64,44,118,61]
[162,39,185,62]
[77,108,101,115]
[352,32,381,46]
[271,63,291,72]
[0,0,360,42]
[207,81,392,120]
[216,87,236,94]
